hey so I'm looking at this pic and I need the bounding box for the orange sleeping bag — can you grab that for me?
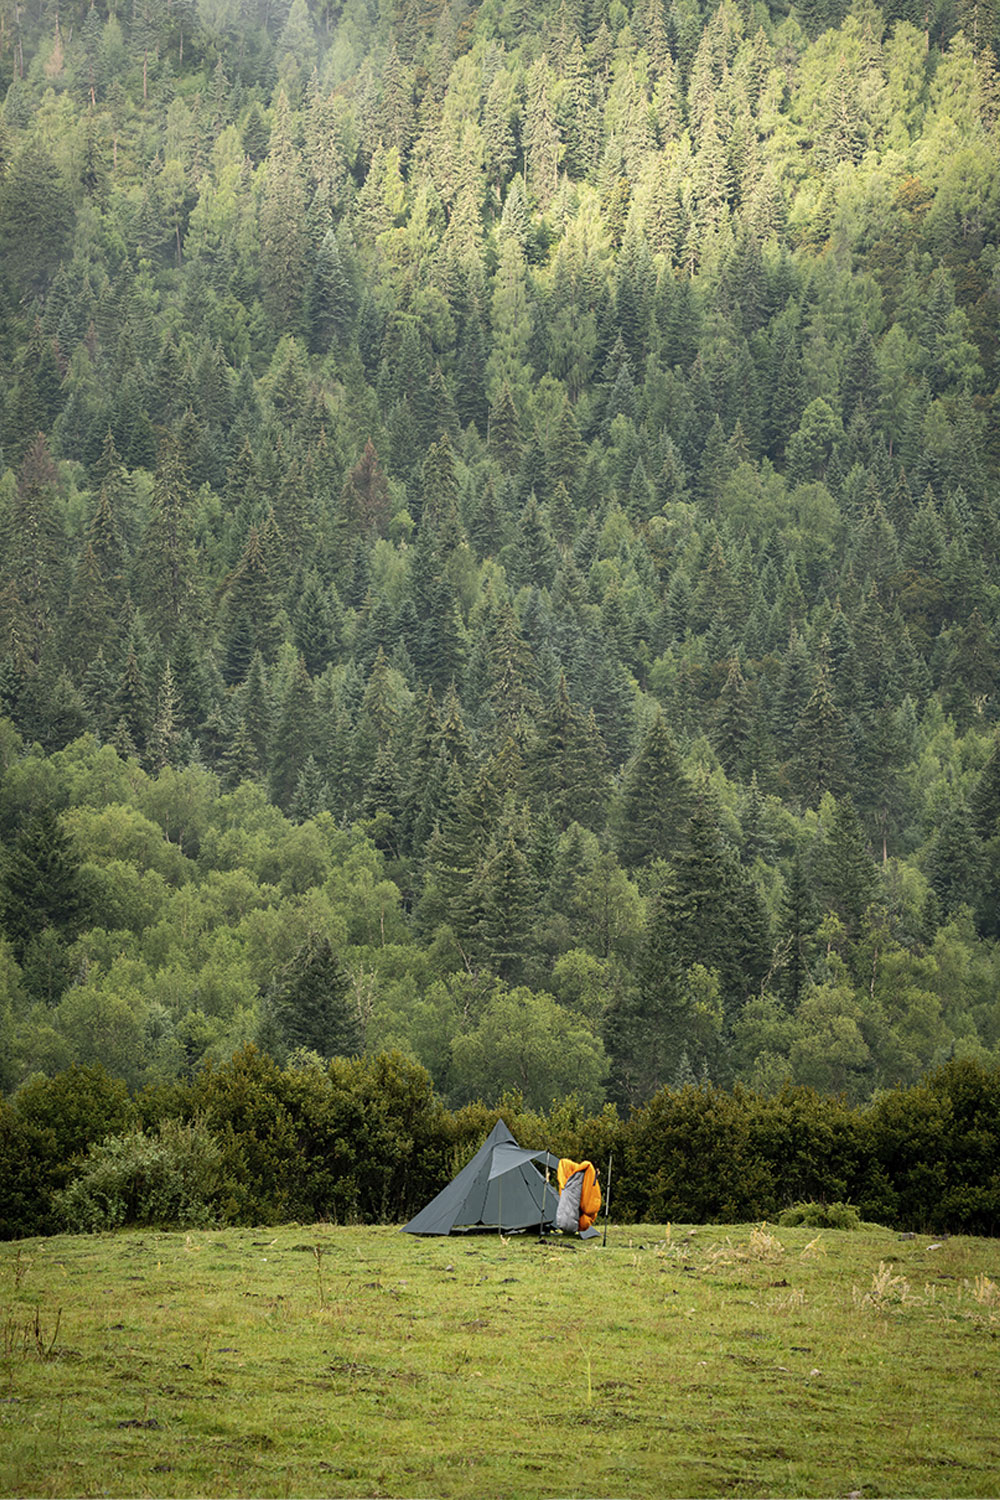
[557,1158,602,1231]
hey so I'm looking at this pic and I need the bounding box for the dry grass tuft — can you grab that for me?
[852,1260,914,1311]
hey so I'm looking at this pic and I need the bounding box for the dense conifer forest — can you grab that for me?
[1,0,1000,1139]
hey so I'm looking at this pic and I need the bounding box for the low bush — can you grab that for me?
[4,1053,1000,1241]
[778,1200,862,1229]
[53,1117,222,1231]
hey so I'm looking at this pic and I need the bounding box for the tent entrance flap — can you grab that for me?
[401,1121,560,1235]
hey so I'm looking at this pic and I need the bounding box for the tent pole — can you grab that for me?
[539,1160,552,1241]
[602,1154,613,1246]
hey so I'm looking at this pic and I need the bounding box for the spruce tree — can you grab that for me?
[473,806,537,982]
[614,710,694,867]
[220,717,262,790]
[712,656,753,778]
[817,795,880,938]
[656,798,772,1024]
[525,674,611,830]
[269,657,318,810]
[0,806,86,963]
[0,434,64,666]
[265,934,361,1060]
[971,732,1000,840]
[792,666,849,807]
[148,661,183,772]
[138,435,197,646]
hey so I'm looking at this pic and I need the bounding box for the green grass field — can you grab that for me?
[2,1218,999,1498]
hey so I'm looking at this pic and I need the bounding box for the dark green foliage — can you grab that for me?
[264,933,361,1060]
[0,806,86,963]
[0,0,996,1153]
[648,799,772,1022]
[778,1200,862,1229]
[5,1052,1000,1238]
[613,712,694,867]
[0,1065,135,1238]
[0,141,74,295]
[525,675,611,830]
[269,657,317,808]
[54,1118,223,1231]
[184,1046,448,1226]
[817,795,880,936]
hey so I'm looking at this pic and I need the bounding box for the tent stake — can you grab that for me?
[602,1154,613,1246]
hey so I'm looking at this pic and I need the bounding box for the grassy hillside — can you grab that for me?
[2,1219,1000,1497]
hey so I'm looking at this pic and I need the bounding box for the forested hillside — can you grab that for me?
[1,0,999,1115]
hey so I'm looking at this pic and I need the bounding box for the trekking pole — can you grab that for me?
[539,1161,550,1241]
[602,1154,612,1246]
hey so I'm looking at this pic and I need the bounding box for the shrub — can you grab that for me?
[747,1086,863,1213]
[54,1117,222,1231]
[186,1044,305,1223]
[13,1063,135,1168]
[0,1063,137,1237]
[778,1200,862,1229]
[620,1083,773,1223]
[0,1098,60,1238]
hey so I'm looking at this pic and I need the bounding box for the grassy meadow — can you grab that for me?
[2,1218,999,1498]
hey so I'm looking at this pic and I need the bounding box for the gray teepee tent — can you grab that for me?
[402,1120,560,1235]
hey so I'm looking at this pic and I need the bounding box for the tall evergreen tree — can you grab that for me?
[138,435,197,646]
[0,806,86,963]
[525,674,611,830]
[269,657,318,810]
[265,934,361,1060]
[613,710,694,867]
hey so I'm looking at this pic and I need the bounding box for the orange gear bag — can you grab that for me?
[557,1158,602,1232]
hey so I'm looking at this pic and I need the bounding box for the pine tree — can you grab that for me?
[712,655,753,778]
[507,494,558,590]
[0,434,64,665]
[289,754,331,823]
[265,933,361,1060]
[779,855,819,1009]
[925,801,986,919]
[657,797,772,1023]
[525,674,611,830]
[0,806,86,962]
[61,541,116,675]
[269,658,318,810]
[488,384,524,471]
[221,717,262,790]
[233,652,273,772]
[259,93,309,332]
[138,435,197,646]
[971,732,1000,840]
[81,648,119,742]
[483,598,538,740]
[418,761,502,946]
[306,228,355,353]
[148,661,182,772]
[524,57,561,209]
[817,795,880,938]
[293,573,339,678]
[35,668,89,752]
[473,802,538,981]
[792,666,849,806]
[339,440,391,541]
[114,634,152,754]
[614,710,694,867]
